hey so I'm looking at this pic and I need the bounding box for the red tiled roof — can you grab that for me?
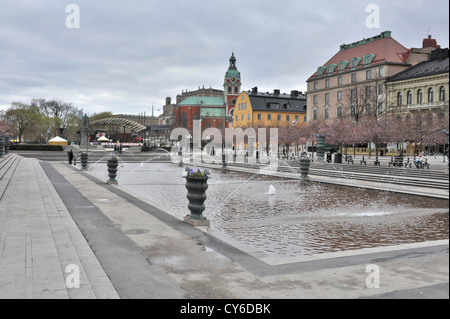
[307,36,409,81]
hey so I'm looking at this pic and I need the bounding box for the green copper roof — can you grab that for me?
[178,96,225,107]
[225,52,241,79]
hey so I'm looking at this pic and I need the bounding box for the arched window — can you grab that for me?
[234,87,238,93]
[397,92,403,106]
[428,88,434,103]
[324,106,330,119]
[228,86,232,93]
[439,86,446,102]
[417,89,423,104]
[337,106,343,118]
[407,90,412,105]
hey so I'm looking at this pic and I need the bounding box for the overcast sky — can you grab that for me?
[1,0,448,117]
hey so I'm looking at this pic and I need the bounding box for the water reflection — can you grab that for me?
[89,163,449,257]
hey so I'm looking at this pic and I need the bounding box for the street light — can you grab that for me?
[441,129,449,164]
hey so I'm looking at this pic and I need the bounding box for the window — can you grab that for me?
[428,88,434,103]
[317,67,326,76]
[364,54,376,65]
[365,104,371,115]
[241,114,244,121]
[407,91,412,105]
[417,89,423,104]
[338,76,343,86]
[314,82,319,90]
[295,115,299,121]
[313,108,318,120]
[351,89,357,100]
[234,87,238,93]
[337,106,342,118]
[247,113,250,120]
[286,115,290,122]
[351,73,357,83]
[244,102,247,109]
[313,95,318,104]
[350,58,361,68]
[241,95,244,100]
[377,102,383,115]
[325,79,330,88]
[350,105,356,116]
[267,114,272,121]
[328,64,337,74]
[257,113,262,120]
[366,70,372,80]
[439,86,446,101]
[397,92,403,106]
[235,115,238,122]
[325,93,330,103]
[337,91,342,101]
[379,67,384,77]
[277,114,281,121]
[378,84,383,94]
[339,61,348,71]
[324,107,330,119]
[228,87,232,93]
[366,86,372,97]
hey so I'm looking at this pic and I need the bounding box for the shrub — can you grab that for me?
[9,144,64,151]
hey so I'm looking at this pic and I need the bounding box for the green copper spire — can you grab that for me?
[225,51,240,79]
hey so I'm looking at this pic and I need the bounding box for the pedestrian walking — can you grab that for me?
[68,149,74,165]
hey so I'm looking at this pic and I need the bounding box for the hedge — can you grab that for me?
[9,144,64,151]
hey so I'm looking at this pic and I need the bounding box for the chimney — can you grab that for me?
[252,86,258,93]
[423,35,441,49]
[291,90,299,97]
[274,89,280,95]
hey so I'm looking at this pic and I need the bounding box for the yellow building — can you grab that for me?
[385,48,449,118]
[233,87,307,128]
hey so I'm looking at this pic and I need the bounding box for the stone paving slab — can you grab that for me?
[0,156,118,299]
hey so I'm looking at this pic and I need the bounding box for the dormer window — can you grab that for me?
[317,66,326,76]
[350,57,362,69]
[339,61,349,71]
[327,64,337,74]
[364,54,376,65]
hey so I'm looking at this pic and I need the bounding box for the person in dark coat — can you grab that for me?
[68,149,74,164]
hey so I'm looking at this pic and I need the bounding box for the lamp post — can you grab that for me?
[442,129,449,165]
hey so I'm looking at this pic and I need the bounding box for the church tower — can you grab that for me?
[224,52,241,118]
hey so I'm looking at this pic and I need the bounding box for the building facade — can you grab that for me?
[305,31,437,122]
[233,87,307,128]
[385,48,449,118]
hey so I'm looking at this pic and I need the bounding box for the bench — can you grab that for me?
[388,156,404,167]
[374,158,381,166]
[360,156,367,165]
[404,158,412,168]
[345,155,354,164]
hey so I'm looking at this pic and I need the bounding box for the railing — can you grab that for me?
[407,101,446,110]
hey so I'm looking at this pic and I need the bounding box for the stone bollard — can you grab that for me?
[80,152,88,170]
[107,155,118,184]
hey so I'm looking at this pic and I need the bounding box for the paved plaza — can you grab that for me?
[0,152,448,299]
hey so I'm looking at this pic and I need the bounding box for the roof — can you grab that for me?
[177,96,225,107]
[246,91,307,113]
[307,31,409,81]
[91,117,147,132]
[49,136,67,142]
[386,56,449,82]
